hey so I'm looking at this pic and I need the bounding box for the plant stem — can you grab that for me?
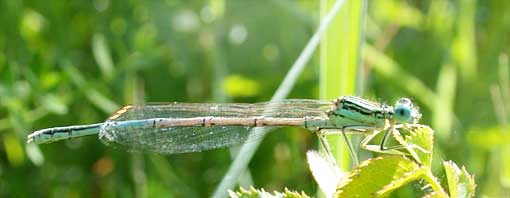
[423,167,448,196]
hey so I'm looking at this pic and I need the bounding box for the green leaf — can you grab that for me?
[228,187,310,198]
[443,161,476,198]
[306,150,342,197]
[335,155,420,198]
[375,167,427,197]
[397,124,434,166]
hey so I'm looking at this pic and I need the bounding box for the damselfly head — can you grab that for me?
[393,98,421,124]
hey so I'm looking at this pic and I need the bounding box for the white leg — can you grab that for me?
[316,130,339,168]
[360,123,428,164]
[319,126,374,165]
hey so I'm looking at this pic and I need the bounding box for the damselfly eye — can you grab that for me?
[394,107,412,123]
[394,98,415,123]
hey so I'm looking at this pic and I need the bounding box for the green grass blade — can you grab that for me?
[432,64,457,142]
[92,33,115,80]
[213,1,346,197]
[319,0,365,170]
[451,0,477,80]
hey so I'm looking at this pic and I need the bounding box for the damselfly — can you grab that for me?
[27,96,422,164]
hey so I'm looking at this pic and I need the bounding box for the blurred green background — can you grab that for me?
[1,0,509,197]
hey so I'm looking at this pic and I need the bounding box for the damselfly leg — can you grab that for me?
[316,131,339,168]
[318,126,375,166]
[318,122,429,166]
[360,122,429,164]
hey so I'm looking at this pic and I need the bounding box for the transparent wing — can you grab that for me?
[99,99,334,154]
[108,99,333,120]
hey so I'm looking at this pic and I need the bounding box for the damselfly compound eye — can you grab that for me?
[394,98,417,123]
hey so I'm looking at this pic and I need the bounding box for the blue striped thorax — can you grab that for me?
[327,96,421,128]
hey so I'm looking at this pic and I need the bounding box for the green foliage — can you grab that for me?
[304,124,474,197]
[329,124,477,198]
[229,187,310,198]
[335,155,420,197]
[444,161,476,198]
[306,150,341,197]
[398,125,434,166]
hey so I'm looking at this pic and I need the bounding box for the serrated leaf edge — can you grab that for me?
[396,124,434,165]
[336,156,415,196]
[228,186,310,198]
